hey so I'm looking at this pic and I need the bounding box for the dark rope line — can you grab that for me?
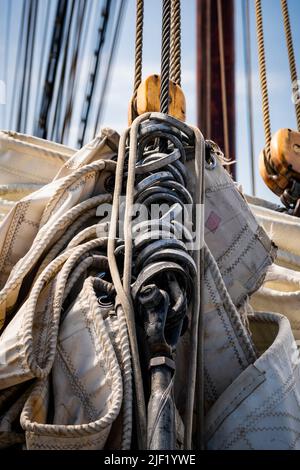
[242,0,256,195]
[133,0,144,98]
[36,0,68,138]
[61,0,87,143]
[160,0,172,114]
[93,0,128,135]
[77,0,112,147]
[170,0,181,86]
[51,0,76,142]
[16,0,35,132]
[33,0,51,129]
[23,0,39,134]
[10,0,27,129]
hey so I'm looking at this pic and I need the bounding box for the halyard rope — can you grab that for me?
[133,0,144,99]
[160,0,172,114]
[255,0,272,158]
[170,0,181,87]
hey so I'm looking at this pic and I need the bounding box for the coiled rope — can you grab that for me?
[281,0,300,131]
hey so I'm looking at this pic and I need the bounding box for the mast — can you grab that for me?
[196,0,236,178]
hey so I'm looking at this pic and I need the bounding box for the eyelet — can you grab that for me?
[205,153,217,170]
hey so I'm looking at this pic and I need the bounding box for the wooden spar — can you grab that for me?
[196,0,236,179]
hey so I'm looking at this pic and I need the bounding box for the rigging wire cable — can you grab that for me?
[33,0,52,132]
[160,0,172,115]
[9,0,27,130]
[93,0,128,135]
[16,0,34,132]
[205,0,211,139]
[3,0,12,128]
[61,0,87,143]
[22,0,39,134]
[217,0,230,160]
[36,0,68,138]
[50,0,76,142]
[242,0,256,195]
[77,0,112,147]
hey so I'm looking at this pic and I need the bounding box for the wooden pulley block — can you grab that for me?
[128,74,186,125]
[259,128,300,196]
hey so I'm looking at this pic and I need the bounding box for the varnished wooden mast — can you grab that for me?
[197,0,236,178]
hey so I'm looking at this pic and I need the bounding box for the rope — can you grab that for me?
[170,0,181,86]
[133,0,144,98]
[93,0,127,134]
[217,0,230,160]
[184,125,205,450]
[204,245,257,363]
[160,0,172,114]
[107,125,148,449]
[21,269,123,437]
[206,0,211,139]
[255,0,272,158]
[281,0,300,131]
[242,0,256,195]
[116,304,133,450]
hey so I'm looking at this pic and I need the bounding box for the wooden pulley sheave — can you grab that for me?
[128,0,186,124]
[256,0,300,214]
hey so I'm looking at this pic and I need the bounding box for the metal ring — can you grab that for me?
[205,153,217,170]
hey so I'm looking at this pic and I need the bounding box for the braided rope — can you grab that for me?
[40,159,115,226]
[133,0,144,98]
[0,193,111,320]
[183,124,205,450]
[21,276,123,437]
[116,305,133,450]
[107,125,147,448]
[204,244,257,363]
[67,223,106,248]
[62,255,109,303]
[34,208,97,281]
[170,0,181,86]
[255,0,272,158]
[281,0,300,131]
[23,238,109,379]
[160,0,172,114]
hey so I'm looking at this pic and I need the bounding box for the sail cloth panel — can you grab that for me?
[0,124,299,449]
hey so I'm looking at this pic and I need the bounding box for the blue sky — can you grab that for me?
[1,0,300,202]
